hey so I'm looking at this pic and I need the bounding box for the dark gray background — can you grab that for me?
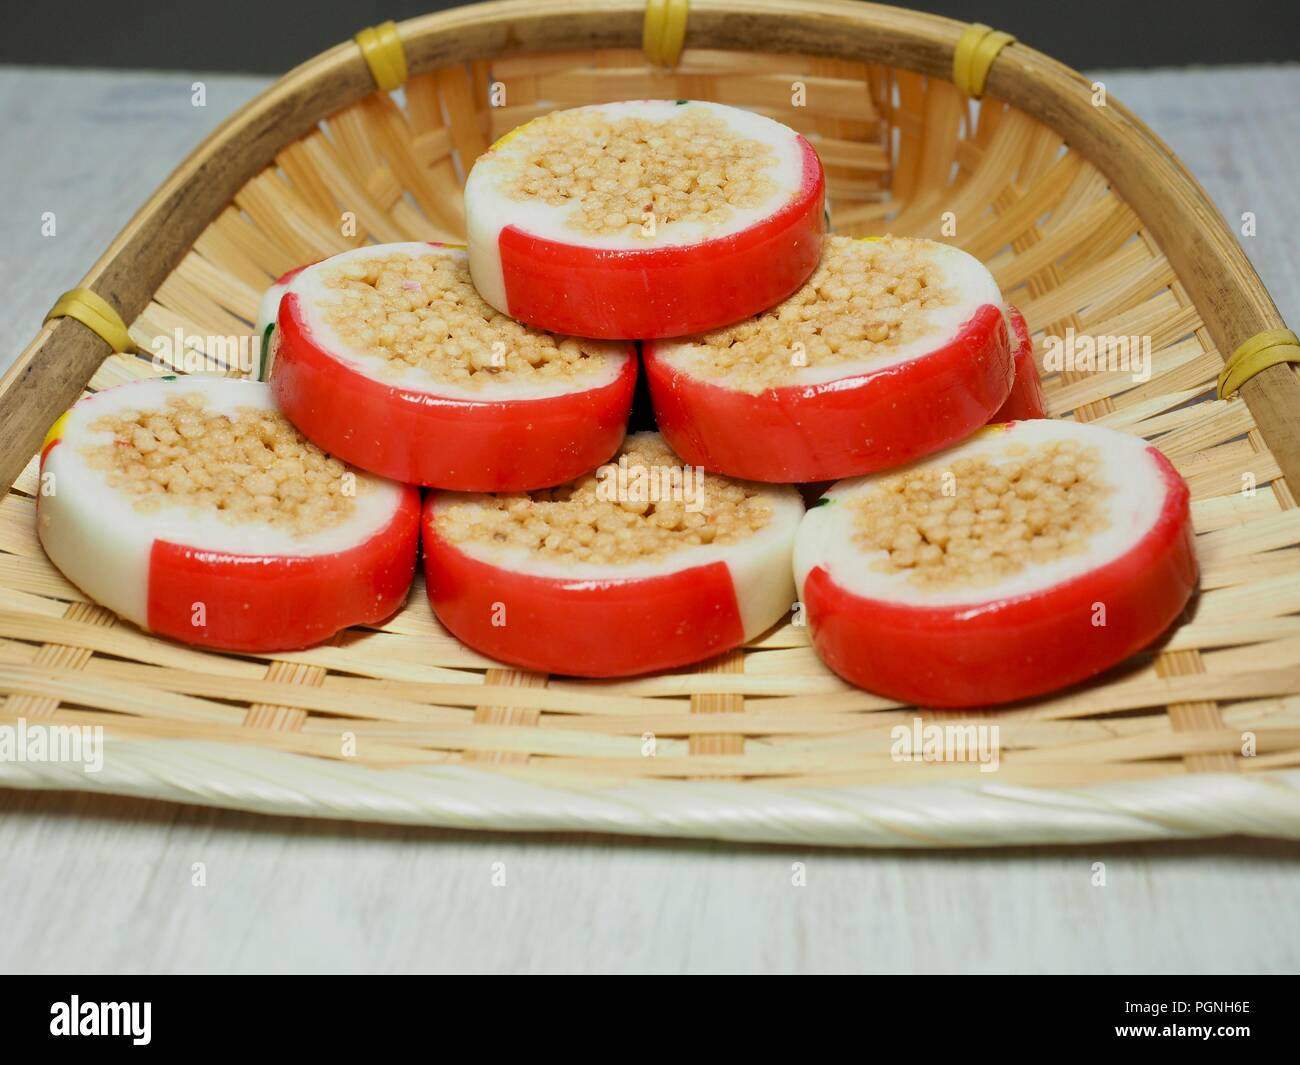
[1,0,1296,73]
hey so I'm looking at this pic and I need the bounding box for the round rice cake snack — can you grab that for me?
[37,376,420,652]
[989,304,1045,422]
[424,432,804,677]
[465,100,826,339]
[644,235,1013,481]
[794,419,1197,706]
[271,241,636,490]
[254,262,314,381]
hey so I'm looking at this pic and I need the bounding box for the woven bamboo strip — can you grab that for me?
[689,650,747,769]
[466,669,547,765]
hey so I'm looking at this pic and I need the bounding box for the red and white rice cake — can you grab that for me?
[644,235,1013,482]
[464,100,825,339]
[424,433,804,677]
[254,262,313,381]
[989,304,1045,422]
[794,419,1197,706]
[37,377,420,652]
[272,242,636,490]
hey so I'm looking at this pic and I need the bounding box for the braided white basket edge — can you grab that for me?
[2,737,1298,847]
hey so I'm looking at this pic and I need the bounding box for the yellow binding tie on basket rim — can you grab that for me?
[43,288,133,354]
[1217,328,1300,398]
[953,23,1016,99]
[356,20,408,93]
[644,0,689,68]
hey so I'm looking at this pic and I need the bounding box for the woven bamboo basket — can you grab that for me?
[2,0,1300,847]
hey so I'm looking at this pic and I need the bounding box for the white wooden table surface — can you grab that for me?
[1,63,1298,975]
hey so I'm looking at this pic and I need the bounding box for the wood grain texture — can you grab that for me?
[0,789,1297,974]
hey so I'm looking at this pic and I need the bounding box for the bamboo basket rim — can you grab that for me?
[0,739,1297,847]
[2,0,1298,847]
